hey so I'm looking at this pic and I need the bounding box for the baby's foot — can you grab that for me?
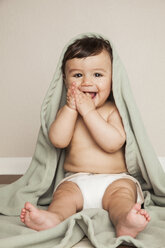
[20,202,62,231]
[116,203,150,238]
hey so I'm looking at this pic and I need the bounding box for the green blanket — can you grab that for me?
[0,33,165,248]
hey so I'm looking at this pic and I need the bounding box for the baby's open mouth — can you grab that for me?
[83,91,97,99]
[79,86,98,99]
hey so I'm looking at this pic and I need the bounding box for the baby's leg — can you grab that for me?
[20,181,83,231]
[102,179,150,238]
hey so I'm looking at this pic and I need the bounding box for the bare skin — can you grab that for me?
[20,180,150,235]
[20,202,62,231]
[64,102,127,174]
[116,203,150,237]
[20,202,150,235]
[102,178,150,237]
[20,50,150,236]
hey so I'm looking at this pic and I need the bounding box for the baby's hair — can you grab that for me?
[61,35,113,77]
[62,35,114,102]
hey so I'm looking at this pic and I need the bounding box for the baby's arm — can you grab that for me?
[83,108,126,153]
[74,88,125,152]
[49,86,78,148]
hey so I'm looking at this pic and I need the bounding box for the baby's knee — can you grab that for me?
[54,181,83,210]
[102,179,137,210]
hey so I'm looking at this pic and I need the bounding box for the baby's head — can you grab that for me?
[62,36,113,77]
[62,35,114,105]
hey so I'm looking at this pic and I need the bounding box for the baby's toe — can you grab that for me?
[146,214,151,221]
[21,208,26,215]
[139,209,150,221]
[139,209,146,215]
[20,215,25,222]
[20,208,27,222]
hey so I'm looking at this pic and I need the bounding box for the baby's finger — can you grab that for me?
[71,82,76,87]
[75,91,83,104]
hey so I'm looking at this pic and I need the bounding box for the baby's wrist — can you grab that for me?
[65,104,77,113]
[82,108,97,119]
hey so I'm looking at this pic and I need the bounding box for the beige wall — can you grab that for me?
[0,0,165,157]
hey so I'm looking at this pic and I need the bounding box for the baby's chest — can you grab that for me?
[72,118,94,145]
[71,112,108,145]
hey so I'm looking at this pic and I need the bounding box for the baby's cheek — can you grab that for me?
[102,83,111,93]
[65,78,74,88]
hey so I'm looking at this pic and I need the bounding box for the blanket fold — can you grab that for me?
[0,32,165,248]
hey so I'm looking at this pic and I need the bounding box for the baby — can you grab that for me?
[20,36,150,237]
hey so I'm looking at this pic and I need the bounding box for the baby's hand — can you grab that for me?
[66,83,76,110]
[74,88,95,117]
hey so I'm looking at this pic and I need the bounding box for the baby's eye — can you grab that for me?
[94,73,102,77]
[73,73,82,78]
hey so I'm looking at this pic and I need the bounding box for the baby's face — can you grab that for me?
[64,49,112,108]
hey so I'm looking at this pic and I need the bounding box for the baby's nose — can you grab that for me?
[81,76,93,86]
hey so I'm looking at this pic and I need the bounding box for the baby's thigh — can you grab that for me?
[54,181,83,211]
[102,179,137,210]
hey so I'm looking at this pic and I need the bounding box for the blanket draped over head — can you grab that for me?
[0,33,165,248]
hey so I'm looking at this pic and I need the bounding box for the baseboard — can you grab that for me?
[0,157,165,175]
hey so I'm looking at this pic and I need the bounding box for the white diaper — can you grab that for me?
[55,172,144,209]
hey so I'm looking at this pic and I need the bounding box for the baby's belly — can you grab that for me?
[64,147,127,174]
